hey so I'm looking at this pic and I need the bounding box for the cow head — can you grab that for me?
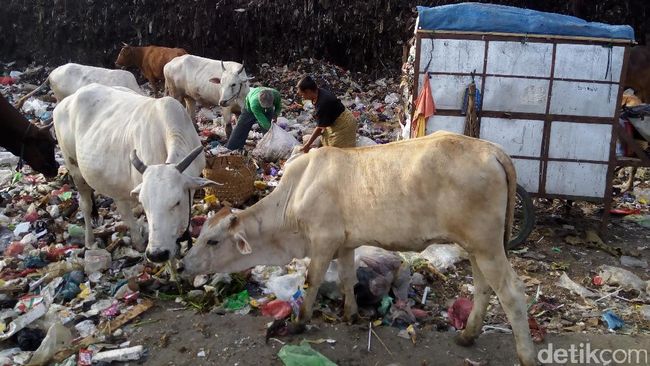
[181,207,252,276]
[209,61,252,107]
[181,206,305,276]
[23,122,59,178]
[130,146,219,263]
[115,43,134,68]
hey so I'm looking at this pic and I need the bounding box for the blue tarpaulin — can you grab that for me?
[417,3,634,41]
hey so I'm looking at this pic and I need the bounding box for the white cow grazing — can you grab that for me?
[182,132,536,366]
[163,55,251,124]
[16,63,143,109]
[54,83,217,262]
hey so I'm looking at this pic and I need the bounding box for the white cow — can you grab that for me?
[16,63,143,109]
[54,83,217,262]
[182,132,536,366]
[163,55,251,125]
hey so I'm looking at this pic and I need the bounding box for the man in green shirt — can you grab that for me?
[225,87,282,150]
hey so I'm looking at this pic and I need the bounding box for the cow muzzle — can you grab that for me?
[146,248,170,263]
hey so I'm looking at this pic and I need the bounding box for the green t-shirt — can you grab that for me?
[245,87,282,130]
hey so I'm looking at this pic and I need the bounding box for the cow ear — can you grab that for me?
[130,183,142,199]
[209,78,221,84]
[188,176,222,189]
[234,233,252,255]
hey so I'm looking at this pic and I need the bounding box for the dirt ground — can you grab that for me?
[126,302,649,366]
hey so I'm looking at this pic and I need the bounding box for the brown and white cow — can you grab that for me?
[182,131,537,366]
[115,44,187,97]
[1,94,58,177]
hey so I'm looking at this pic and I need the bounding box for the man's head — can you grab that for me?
[296,75,318,101]
[258,89,274,109]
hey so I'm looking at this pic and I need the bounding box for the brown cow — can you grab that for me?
[115,44,187,97]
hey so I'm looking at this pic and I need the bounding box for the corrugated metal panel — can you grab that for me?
[548,121,612,161]
[554,44,624,82]
[418,75,484,110]
[545,161,608,197]
[549,80,618,117]
[419,39,485,74]
[480,118,544,157]
[483,77,549,113]
[486,41,553,77]
[512,158,540,193]
[425,115,465,135]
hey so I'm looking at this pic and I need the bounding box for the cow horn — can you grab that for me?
[121,42,129,47]
[176,145,204,173]
[237,62,245,75]
[130,149,147,174]
[220,60,225,70]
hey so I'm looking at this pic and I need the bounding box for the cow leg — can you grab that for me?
[184,98,196,122]
[474,253,536,366]
[337,248,358,322]
[76,181,96,249]
[456,255,492,346]
[300,242,338,322]
[115,199,146,252]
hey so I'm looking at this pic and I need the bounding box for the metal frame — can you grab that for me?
[412,30,636,235]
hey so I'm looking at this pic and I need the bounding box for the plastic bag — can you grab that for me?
[418,244,468,272]
[278,341,337,366]
[266,273,305,301]
[253,124,300,162]
[356,136,377,147]
[27,322,72,366]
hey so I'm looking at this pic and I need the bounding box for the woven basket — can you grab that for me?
[203,155,257,207]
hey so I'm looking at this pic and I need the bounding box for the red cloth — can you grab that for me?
[412,73,436,138]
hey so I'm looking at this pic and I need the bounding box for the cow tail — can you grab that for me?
[15,79,49,109]
[494,149,517,247]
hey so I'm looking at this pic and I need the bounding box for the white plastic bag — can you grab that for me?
[27,322,72,366]
[253,124,300,162]
[356,136,377,147]
[265,273,305,301]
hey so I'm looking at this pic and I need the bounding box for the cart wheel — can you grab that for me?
[506,184,535,250]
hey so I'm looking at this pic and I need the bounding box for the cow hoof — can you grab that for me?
[454,333,475,347]
[343,313,360,324]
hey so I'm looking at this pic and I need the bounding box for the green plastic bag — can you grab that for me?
[224,290,249,311]
[278,341,337,366]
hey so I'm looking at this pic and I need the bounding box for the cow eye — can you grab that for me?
[173,200,180,207]
[207,239,219,246]
[231,83,236,87]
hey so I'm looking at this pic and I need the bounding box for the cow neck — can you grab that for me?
[15,122,33,171]
[0,98,33,156]
[132,47,145,67]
